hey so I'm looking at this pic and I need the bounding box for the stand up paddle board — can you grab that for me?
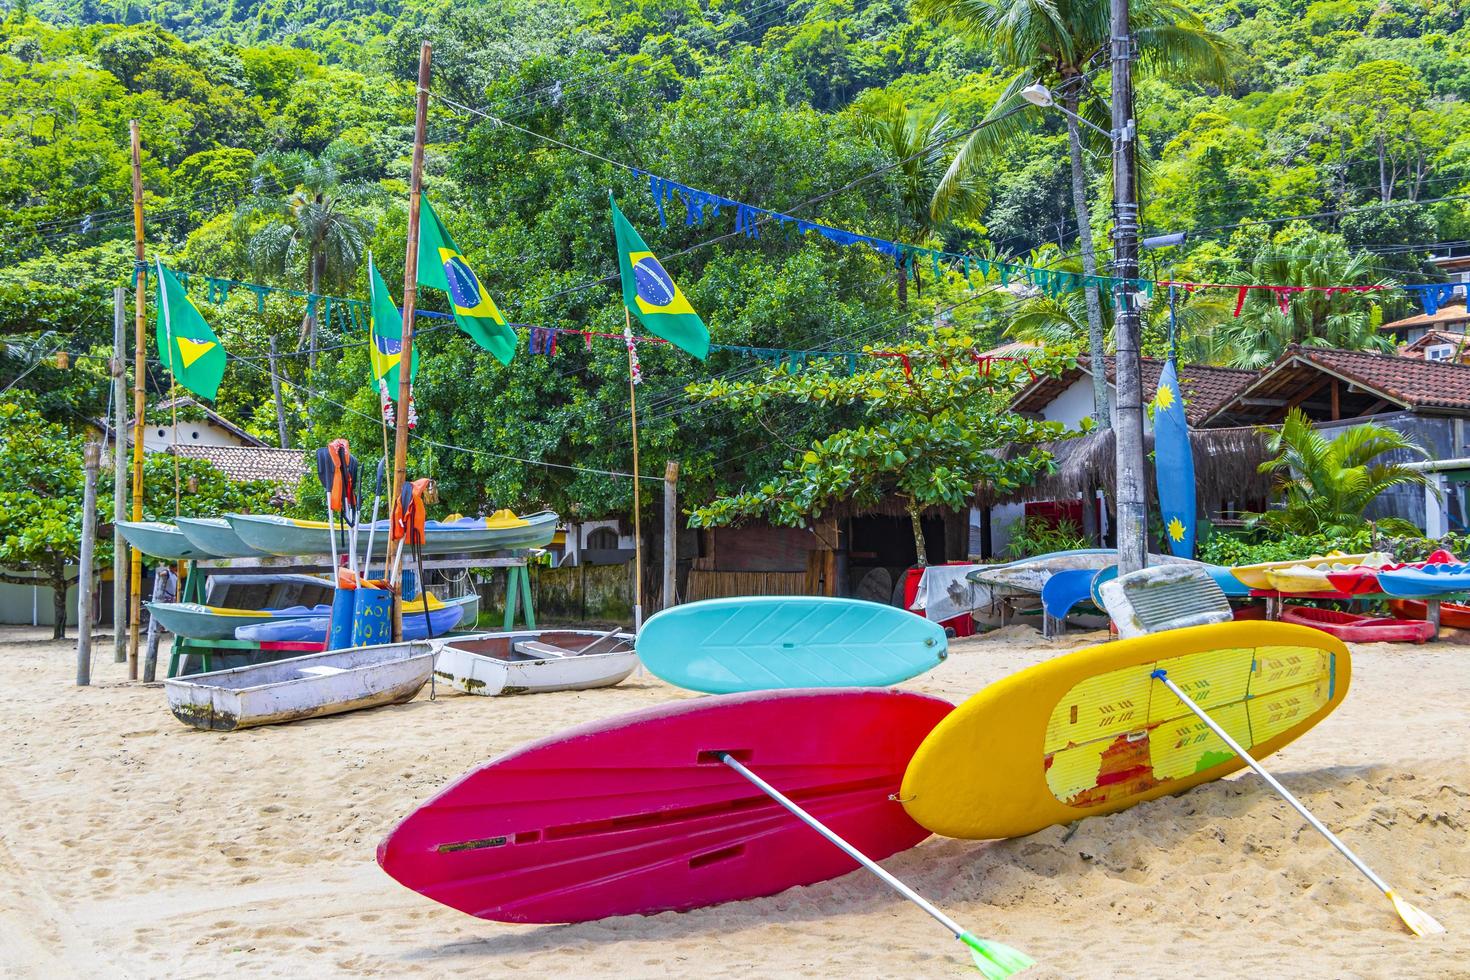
[901,621,1349,840]
[635,596,947,693]
[377,688,952,923]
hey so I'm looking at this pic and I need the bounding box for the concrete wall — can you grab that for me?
[1316,412,1469,532]
[0,576,79,627]
[139,419,253,452]
[477,563,635,624]
[1040,374,1153,435]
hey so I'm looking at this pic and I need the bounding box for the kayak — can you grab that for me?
[1262,552,1393,594]
[1326,550,1460,595]
[970,549,1194,596]
[1388,598,1470,629]
[1229,553,1368,591]
[174,517,271,558]
[1279,605,1434,644]
[116,520,222,561]
[234,593,478,643]
[226,509,558,557]
[1377,561,1470,599]
[146,601,333,640]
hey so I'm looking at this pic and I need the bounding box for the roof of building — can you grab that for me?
[166,444,310,488]
[124,397,266,447]
[1380,302,1470,333]
[1010,355,1257,426]
[1202,344,1470,425]
[1400,330,1470,359]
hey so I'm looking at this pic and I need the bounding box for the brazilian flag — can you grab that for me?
[611,194,709,360]
[367,253,418,400]
[417,197,517,366]
[154,260,227,400]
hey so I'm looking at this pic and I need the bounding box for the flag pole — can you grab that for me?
[626,308,643,632]
[391,40,432,642]
[127,119,147,680]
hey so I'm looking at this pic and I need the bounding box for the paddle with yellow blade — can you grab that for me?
[718,753,1035,978]
[1151,669,1445,937]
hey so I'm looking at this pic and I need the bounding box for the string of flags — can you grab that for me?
[1158,280,1390,317]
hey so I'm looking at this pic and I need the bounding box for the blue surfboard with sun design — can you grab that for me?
[1153,356,1196,558]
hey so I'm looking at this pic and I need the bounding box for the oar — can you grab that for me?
[718,753,1034,978]
[1150,668,1445,937]
[362,458,387,580]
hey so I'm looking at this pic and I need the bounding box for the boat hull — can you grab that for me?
[117,520,221,560]
[1389,598,1470,629]
[226,511,558,557]
[164,642,435,731]
[146,601,331,640]
[174,517,270,558]
[432,630,638,696]
[1279,605,1434,644]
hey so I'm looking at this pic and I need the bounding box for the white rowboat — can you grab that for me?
[164,642,435,731]
[432,629,638,696]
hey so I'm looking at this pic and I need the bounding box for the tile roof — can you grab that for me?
[1010,355,1256,426]
[1380,302,1470,332]
[1280,345,1470,412]
[1399,329,1470,359]
[167,444,310,490]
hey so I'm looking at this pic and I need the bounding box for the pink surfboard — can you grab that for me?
[377,688,952,923]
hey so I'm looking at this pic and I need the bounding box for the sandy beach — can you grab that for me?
[0,623,1464,979]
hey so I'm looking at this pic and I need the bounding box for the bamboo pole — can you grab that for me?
[391,41,432,643]
[626,309,643,631]
[269,336,289,448]
[127,119,147,680]
[77,442,100,686]
[111,287,128,663]
[662,460,679,611]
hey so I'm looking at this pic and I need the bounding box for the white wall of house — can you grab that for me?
[0,575,78,626]
[137,419,252,452]
[1038,374,1155,435]
[560,520,636,566]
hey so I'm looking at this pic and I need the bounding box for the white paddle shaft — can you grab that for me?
[718,753,965,940]
[1151,669,1393,896]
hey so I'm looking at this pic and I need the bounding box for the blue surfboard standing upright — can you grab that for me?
[1153,305,1197,558]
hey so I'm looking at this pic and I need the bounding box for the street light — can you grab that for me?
[1018,82,1119,140]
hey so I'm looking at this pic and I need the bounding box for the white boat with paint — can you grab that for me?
[967,549,1196,595]
[164,642,435,731]
[432,628,638,696]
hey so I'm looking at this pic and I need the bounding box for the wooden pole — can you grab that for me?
[127,119,147,680]
[77,442,100,687]
[391,41,432,643]
[111,287,128,663]
[269,336,290,448]
[662,459,679,611]
[627,309,643,631]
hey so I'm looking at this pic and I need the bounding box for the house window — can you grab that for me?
[586,527,619,549]
[1426,344,1456,361]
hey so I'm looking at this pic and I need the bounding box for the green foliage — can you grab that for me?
[1196,527,1374,567]
[1249,408,1432,537]
[1003,516,1091,560]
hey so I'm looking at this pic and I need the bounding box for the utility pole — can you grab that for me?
[1110,0,1147,575]
[662,460,679,611]
[391,41,432,643]
[111,287,128,664]
[269,336,290,448]
[77,442,100,687]
[128,119,147,679]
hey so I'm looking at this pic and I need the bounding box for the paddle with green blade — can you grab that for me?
[1151,668,1445,937]
[718,753,1034,978]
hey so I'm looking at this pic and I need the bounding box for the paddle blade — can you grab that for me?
[959,932,1034,979]
[1389,891,1446,937]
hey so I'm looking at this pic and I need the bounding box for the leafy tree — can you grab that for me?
[240,149,376,367]
[687,329,1067,565]
[915,0,1231,428]
[1250,407,1431,537]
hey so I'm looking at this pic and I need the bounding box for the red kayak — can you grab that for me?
[377,688,952,923]
[1280,605,1434,643]
[1389,598,1470,630]
[1325,549,1459,595]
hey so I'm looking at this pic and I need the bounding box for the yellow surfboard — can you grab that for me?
[900,621,1349,840]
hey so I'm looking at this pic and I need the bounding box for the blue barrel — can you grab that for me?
[351,587,394,647]
[400,570,419,602]
[326,587,356,650]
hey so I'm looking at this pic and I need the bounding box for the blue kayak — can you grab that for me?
[636,596,947,694]
[1377,563,1470,599]
[234,595,471,643]
[1042,569,1099,621]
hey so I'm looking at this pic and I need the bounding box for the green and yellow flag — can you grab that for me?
[367,252,417,400]
[610,194,708,360]
[417,197,517,366]
[154,260,227,400]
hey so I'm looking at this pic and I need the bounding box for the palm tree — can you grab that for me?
[1252,408,1431,537]
[915,0,1231,426]
[239,151,375,368]
[854,92,983,313]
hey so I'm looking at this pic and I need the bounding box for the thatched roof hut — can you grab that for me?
[979,426,1276,508]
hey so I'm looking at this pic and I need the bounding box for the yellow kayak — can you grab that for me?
[1230,552,1369,591]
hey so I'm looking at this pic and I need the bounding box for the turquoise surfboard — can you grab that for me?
[635,596,947,694]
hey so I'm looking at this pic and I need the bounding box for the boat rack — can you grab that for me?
[166,553,538,678]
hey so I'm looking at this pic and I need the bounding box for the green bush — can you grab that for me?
[1197,528,1374,567]
[1004,516,1091,560]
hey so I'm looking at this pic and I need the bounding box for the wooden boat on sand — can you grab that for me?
[164,642,435,731]
[432,629,638,696]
